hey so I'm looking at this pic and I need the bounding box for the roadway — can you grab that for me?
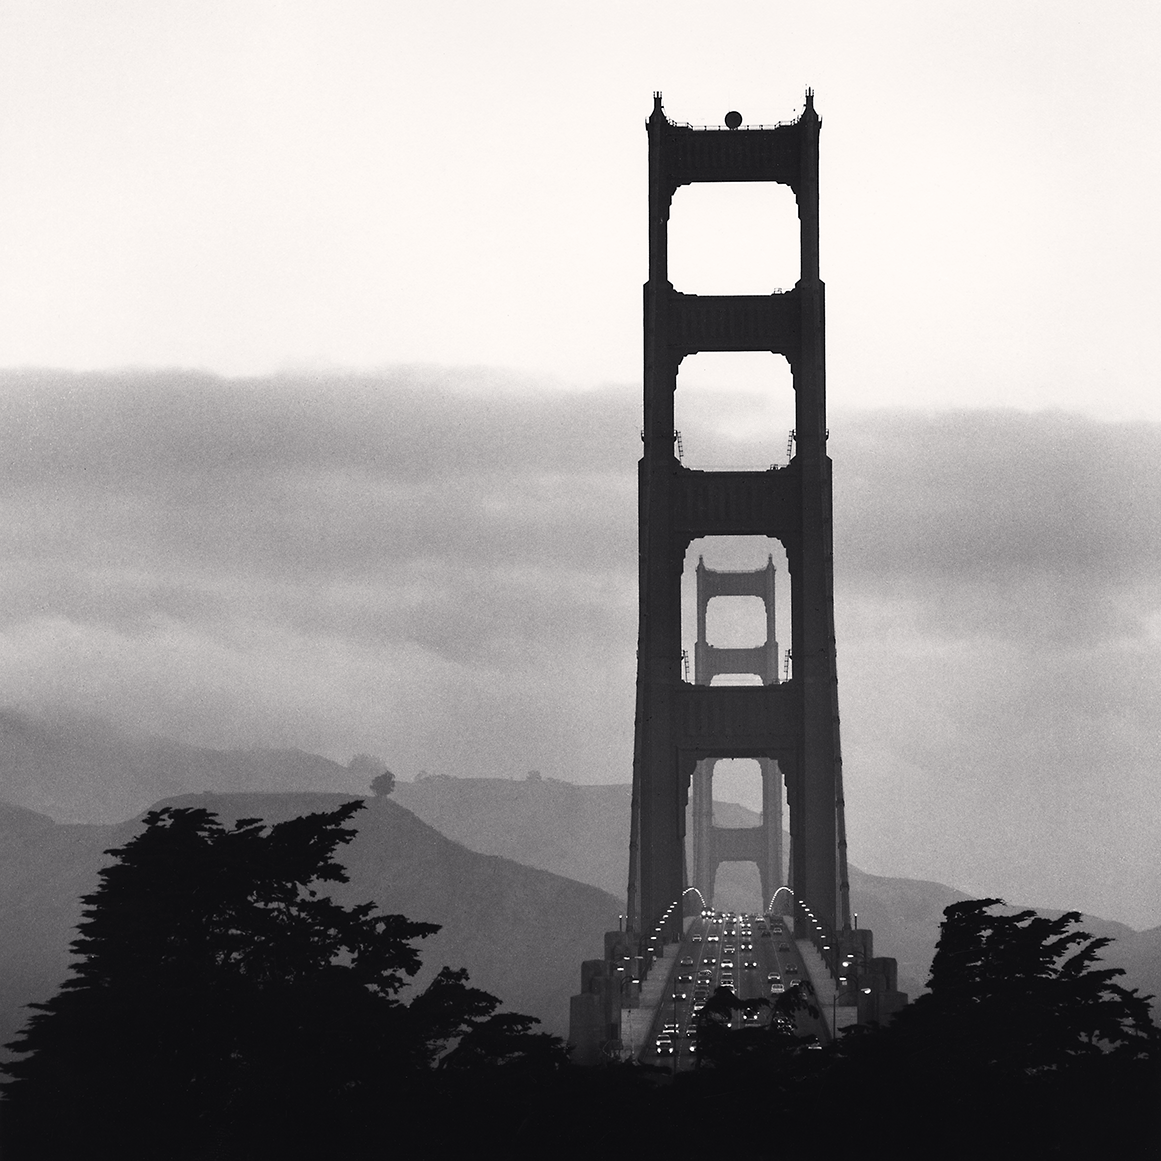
[643,910,826,1067]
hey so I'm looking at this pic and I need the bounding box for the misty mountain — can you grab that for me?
[0,791,621,1058]
[395,774,1161,1011]
[0,710,366,823]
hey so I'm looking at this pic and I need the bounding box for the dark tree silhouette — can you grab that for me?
[1,800,563,1158]
[829,899,1161,1157]
[694,980,820,1071]
[892,898,1159,1072]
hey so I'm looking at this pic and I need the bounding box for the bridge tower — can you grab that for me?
[689,555,786,913]
[627,91,850,946]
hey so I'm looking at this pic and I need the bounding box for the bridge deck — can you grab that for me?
[635,910,836,1068]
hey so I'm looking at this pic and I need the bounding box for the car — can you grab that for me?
[744,960,760,970]
[702,956,717,966]
[680,956,694,965]
[784,965,798,975]
[723,943,736,953]
[707,935,720,943]
[655,1042,674,1056]
[720,974,735,986]
[770,982,785,994]
[671,990,688,1001]
[767,971,781,982]
[691,935,703,943]
[720,960,734,970]
[778,943,791,951]
[760,930,772,938]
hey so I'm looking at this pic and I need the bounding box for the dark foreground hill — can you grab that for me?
[0,792,621,1058]
[395,774,1161,1012]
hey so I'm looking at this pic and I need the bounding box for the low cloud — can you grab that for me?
[1,369,1158,927]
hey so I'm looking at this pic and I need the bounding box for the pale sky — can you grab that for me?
[1,3,1160,929]
[0,2,1158,415]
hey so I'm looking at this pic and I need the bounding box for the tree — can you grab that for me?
[347,752,395,796]
[369,768,396,796]
[894,898,1159,1072]
[693,981,820,1071]
[832,899,1161,1155]
[2,800,562,1158]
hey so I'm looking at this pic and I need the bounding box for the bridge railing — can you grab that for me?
[796,899,839,980]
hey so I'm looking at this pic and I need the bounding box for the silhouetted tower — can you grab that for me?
[689,555,786,912]
[627,91,850,945]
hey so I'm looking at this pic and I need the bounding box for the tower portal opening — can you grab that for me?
[706,595,767,649]
[712,861,765,916]
[682,536,789,683]
[674,351,794,472]
[711,758,763,824]
[669,181,800,294]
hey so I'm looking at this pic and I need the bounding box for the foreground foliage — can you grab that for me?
[1,801,566,1158]
[3,820,1157,1160]
[821,899,1161,1156]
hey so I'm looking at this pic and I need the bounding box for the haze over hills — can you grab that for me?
[0,710,366,823]
[395,773,1161,1011]
[0,790,620,1057]
[0,710,1155,1032]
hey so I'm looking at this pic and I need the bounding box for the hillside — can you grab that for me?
[0,709,1152,1032]
[394,774,1161,1009]
[0,792,621,1056]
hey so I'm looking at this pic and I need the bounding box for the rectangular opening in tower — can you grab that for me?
[668,181,800,294]
[674,351,794,472]
[712,862,764,916]
[706,597,767,649]
[682,536,790,684]
[711,758,762,827]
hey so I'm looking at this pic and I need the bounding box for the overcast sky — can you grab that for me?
[0,3,1158,928]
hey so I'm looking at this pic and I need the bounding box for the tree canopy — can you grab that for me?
[892,897,1159,1071]
[827,899,1161,1156]
[1,800,565,1158]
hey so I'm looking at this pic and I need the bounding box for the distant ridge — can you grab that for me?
[0,713,1153,1031]
[0,709,366,823]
